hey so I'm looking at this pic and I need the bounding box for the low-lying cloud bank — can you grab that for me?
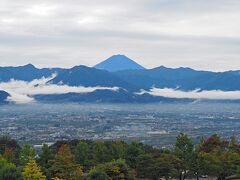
[0,76,119,104]
[2,77,240,104]
[138,88,240,100]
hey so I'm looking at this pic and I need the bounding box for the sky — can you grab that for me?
[0,0,240,71]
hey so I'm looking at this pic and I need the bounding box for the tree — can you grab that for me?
[20,144,36,166]
[22,159,46,180]
[88,168,108,180]
[105,141,126,161]
[190,151,205,180]
[197,135,240,179]
[93,159,134,180]
[0,156,22,180]
[3,147,15,163]
[174,133,194,180]
[0,136,20,165]
[38,144,54,179]
[75,141,89,168]
[154,153,176,180]
[92,141,108,164]
[237,166,240,176]
[51,144,83,179]
[200,149,240,180]
[229,136,240,153]
[0,136,20,155]
[125,141,143,168]
[199,134,227,153]
[136,154,155,178]
[136,152,177,180]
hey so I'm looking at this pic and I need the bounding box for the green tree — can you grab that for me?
[190,151,205,180]
[229,136,240,153]
[94,159,134,180]
[75,141,89,168]
[20,144,36,166]
[92,142,108,164]
[174,133,194,180]
[38,144,54,179]
[0,156,22,180]
[154,153,176,180]
[125,141,143,168]
[136,152,176,180]
[136,153,155,178]
[22,159,46,180]
[198,135,240,179]
[105,141,126,161]
[237,166,240,176]
[88,168,108,180]
[200,149,240,180]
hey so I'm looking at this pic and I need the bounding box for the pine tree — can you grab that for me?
[38,144,54,179]
[51,144,83,180]
[22,159,46,180]
[20,144,36,166]
[174,133,194,180]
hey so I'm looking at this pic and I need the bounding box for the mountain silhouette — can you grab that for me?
[0,64,65,82]
[94,54,145,72]
[49,65,138,91]
[0,90,10,104]
[1,55,240,103]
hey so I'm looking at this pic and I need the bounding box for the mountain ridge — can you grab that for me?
[1,55,240,103]
[0,64,66,82]
[0,90,10,104]
[49,65,139,91]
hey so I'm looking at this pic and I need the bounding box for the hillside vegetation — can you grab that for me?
[0,134,240,180]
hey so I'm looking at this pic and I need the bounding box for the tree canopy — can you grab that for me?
[0,134,240,180]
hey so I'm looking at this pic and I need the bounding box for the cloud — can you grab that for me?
[0,75,119,104]
[138,87,240,100]
[0,0,240,71]
[6,92,34,104]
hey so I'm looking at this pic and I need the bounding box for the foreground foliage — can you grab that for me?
[0,134,240,180]
[22,159,46,180]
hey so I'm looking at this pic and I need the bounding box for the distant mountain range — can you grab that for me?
[1,54,240,103]
[0,64,65,82]
[48,65,137,91]
[114,67,240,91]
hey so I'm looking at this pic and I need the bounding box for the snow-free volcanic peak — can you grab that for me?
[94,55,145,72]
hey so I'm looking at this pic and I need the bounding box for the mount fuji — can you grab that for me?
[94,54,145,72]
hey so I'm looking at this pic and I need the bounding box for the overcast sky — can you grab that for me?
[0,0,240,71]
